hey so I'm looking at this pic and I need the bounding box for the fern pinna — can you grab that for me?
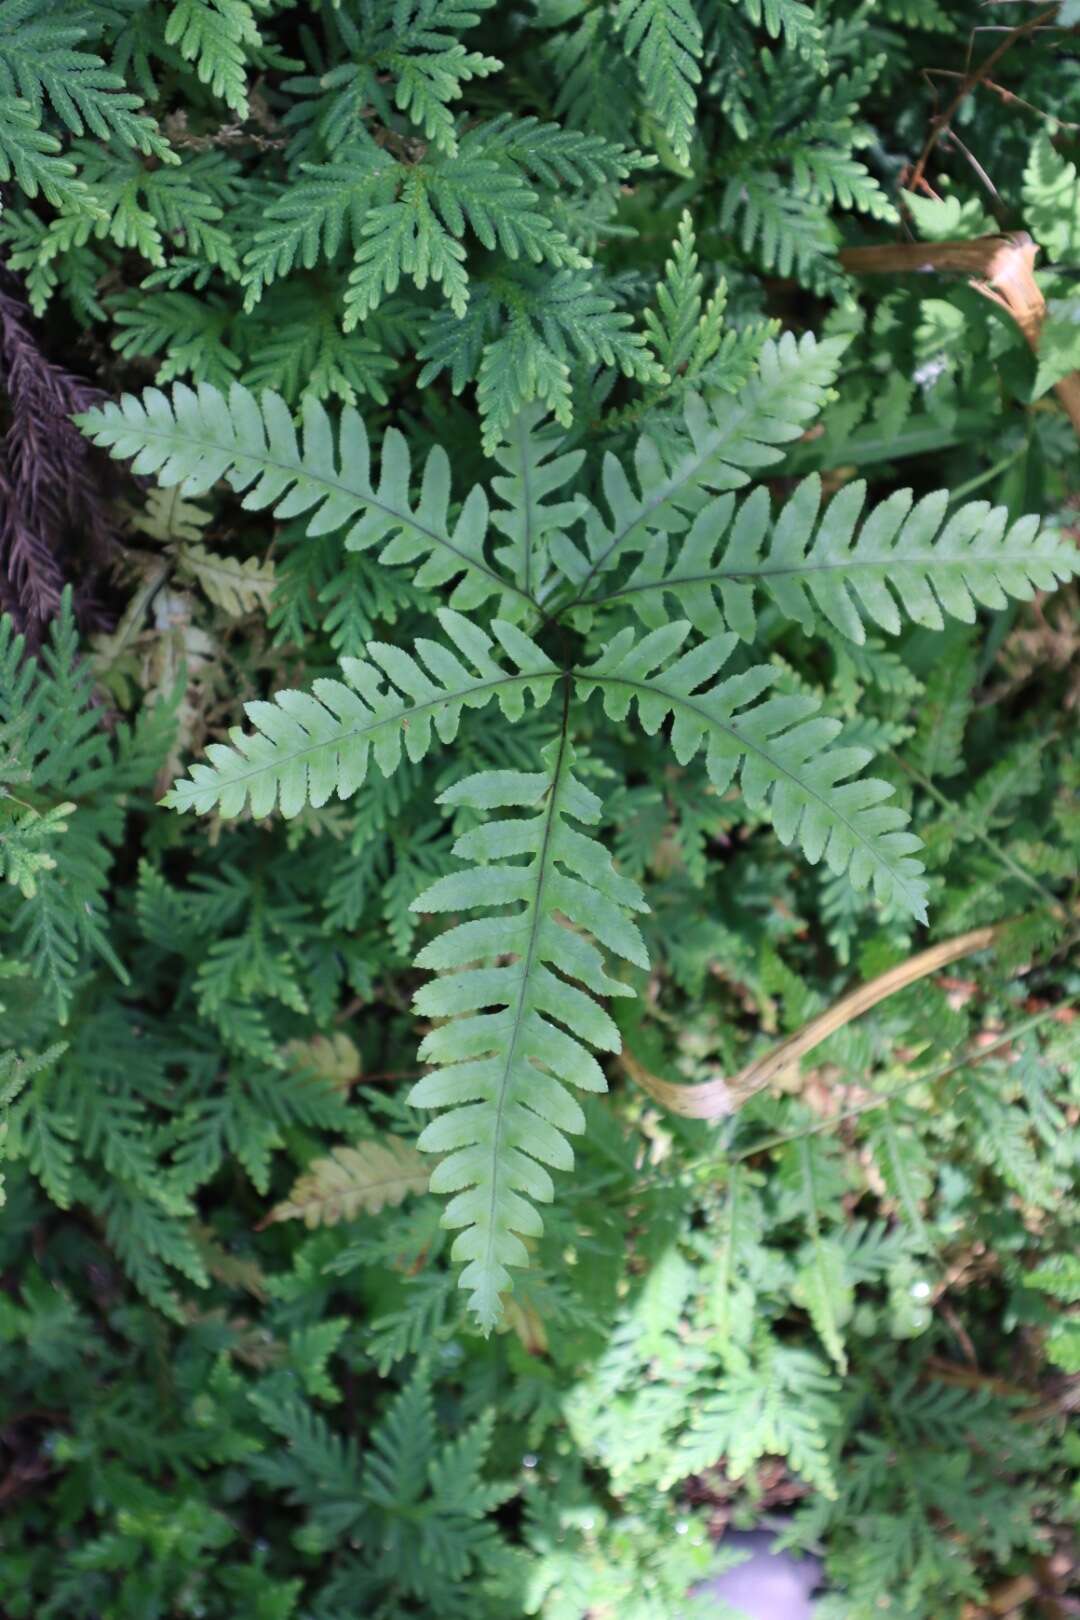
[77,331,1078,1328]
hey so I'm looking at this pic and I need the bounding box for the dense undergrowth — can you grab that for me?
[2,2,1080,1616]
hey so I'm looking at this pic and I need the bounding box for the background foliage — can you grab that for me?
[2,1,1079,1616]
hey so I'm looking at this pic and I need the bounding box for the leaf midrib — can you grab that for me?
[583,670,925,914]
[171,671,547,800]
[101,411,537,607]
[580,544,1048,610]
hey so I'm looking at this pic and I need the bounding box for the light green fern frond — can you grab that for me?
[488,406,587,609]
[75,384,533,613]
[1023,129,1080,264]
[583,474,1078,642]
[548,331,848,607]
[409,737,648,1329]
[162,610,558,818]
[578,622,928,919]
[667,1344,839,1496]
[641,208,728,378]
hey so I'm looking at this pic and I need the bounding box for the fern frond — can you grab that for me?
[720,173,841,291]
[0,94,94,210]
[546,8,639,147]
[641,208,726,377]
[0,0,169,157]
[613,0,703,167]
[163,0,264,116]
[737,0,825,62]
[548,331,848,608]
[583,474,1078,643]
[1023,130,1080,264]
[420,266,664,452]
[75,383,535,613]
[162,610,557,817]
[469,115,645,188]
[346,169,472,321]
[408,736,649,1330]
[0,800,74,898]
[912,634,976,780]
[344,150,588,326]
[668,1344,839,1496]
[243,284,404,407]
[388,40,500,155]
[264,1137,431,1227]
[179,544,277,616]
[240,150,396,310]
[488,406,587,609]
[578,622,928,919]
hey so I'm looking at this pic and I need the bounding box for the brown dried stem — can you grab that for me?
[909,6,1064,193]
[623,924,1001,1120]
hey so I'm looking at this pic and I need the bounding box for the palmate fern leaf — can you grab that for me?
[408,737,649,1330]
[578,622,928,919]
[76,384,533,614]
[585,474,1078,642]
[162,610,557,817]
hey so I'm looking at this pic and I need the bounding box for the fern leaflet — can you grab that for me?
[581,474,1077,642]
[76,384,536,613]
[408,734,649,1330]
[613,0,703,167]
[163,610,558,817]
[578,622,928,919]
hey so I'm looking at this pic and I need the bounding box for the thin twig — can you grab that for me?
[893,751,1066,918]
[923,67,1079,130]
[909,5,1063,192]
[620,997,1080,1198]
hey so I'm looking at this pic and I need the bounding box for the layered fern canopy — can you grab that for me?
[77,328,1080,1327]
